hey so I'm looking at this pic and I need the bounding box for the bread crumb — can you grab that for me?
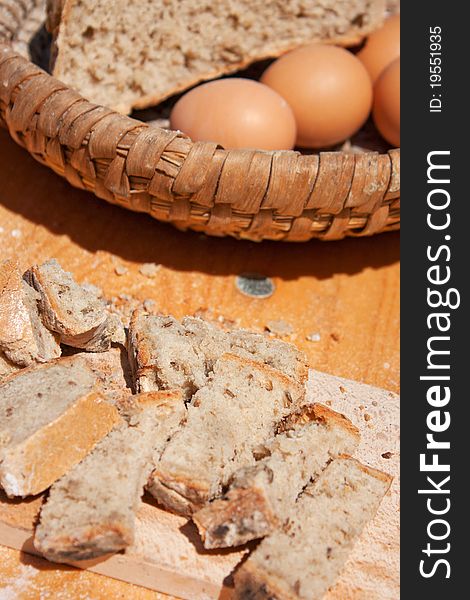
[364,413,371,422]
[306,332,321,342]
[114,264,128,276]
[330,332,340,342]
[143,299,156,312]
[381,452,393,459]
[0,563,38,599]
[139,263,161,278]
[265,320,293,336]
[81,282,103,298]
[339,385,346,393]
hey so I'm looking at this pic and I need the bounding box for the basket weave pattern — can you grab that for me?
[0,0,400,242]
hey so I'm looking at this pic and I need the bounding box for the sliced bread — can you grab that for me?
[0,357,121,497]
[0,259,61,367]
[76,347,131,402]
[34,390,185,562]
[233,457,392,600]
[49,0,385,114]
[127,313,307,396]
[182,316,308,384]
[25,259,125,352]
[193,404,359,548]
[127,313,207,397]
[147,353,305,516]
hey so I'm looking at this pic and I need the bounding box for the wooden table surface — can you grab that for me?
[0,127,399,599]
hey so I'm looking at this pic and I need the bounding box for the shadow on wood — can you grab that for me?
[0,130,399,281]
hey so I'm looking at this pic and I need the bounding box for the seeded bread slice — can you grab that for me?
[128,313,307,396]
[34,390,185,562]
[0,259,61,367]
[128,313,207,397]
[49,0,385,114]
[25,259,125,352]
[76,347,131,403]
[193,404,359,548]
[182,316,308,384]
[0,357,121,497]
[147,353,305,516]
[233,457,392,600]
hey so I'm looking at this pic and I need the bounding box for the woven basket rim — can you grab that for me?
[0,0,400,242]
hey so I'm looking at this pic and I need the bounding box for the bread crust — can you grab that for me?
[0,391,120,497]
[278,402,360,440]
[193,486,276,548]
[147,469,211,516]
[145,476,196,518]
[339,454,393,489]
[37,521,133,563]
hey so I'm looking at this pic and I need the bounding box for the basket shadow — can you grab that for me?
[0,130,399,280]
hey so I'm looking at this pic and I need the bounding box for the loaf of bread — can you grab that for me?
[233,457,392,600]
[128,313,307,397]
[0,259,61,367]
[25,259,125,352]
[34,390,185,562]
[147,353,305,516]
[0,356,120,497]
[193,404,359,548]
[48,0,386,114]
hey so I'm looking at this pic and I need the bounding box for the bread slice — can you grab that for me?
[128,313,307,396]
[0,357,121,497]
[0,259,61,367]
[76,347,131,401]
[25,259,125,352]
[49,0,385,114]
[182,317,308,384]
[193,404,359,548]
[34,390,185,562]
[233,457,392,600]
[128,313,207,397]
[147,353,305,516]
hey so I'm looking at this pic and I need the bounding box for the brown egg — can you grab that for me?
[169,78,297,151]
[373,58,400,147]
[358,15,400,83]
[261,44,372,148]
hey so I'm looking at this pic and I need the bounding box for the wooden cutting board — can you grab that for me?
[0,370,399,600]
[0,124,399,597]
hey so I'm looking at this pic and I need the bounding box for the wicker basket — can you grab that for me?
[0,0,400,242]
